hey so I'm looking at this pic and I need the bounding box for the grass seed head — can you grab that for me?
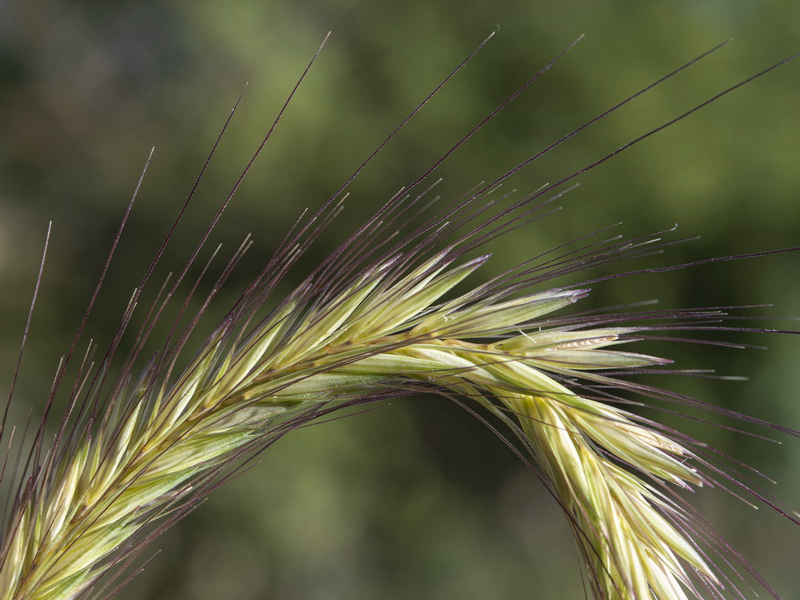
[0,35,798,600]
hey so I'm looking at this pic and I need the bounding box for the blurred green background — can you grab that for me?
[1,1,799,598]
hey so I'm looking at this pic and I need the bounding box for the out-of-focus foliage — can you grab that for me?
[1,1,798,598]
